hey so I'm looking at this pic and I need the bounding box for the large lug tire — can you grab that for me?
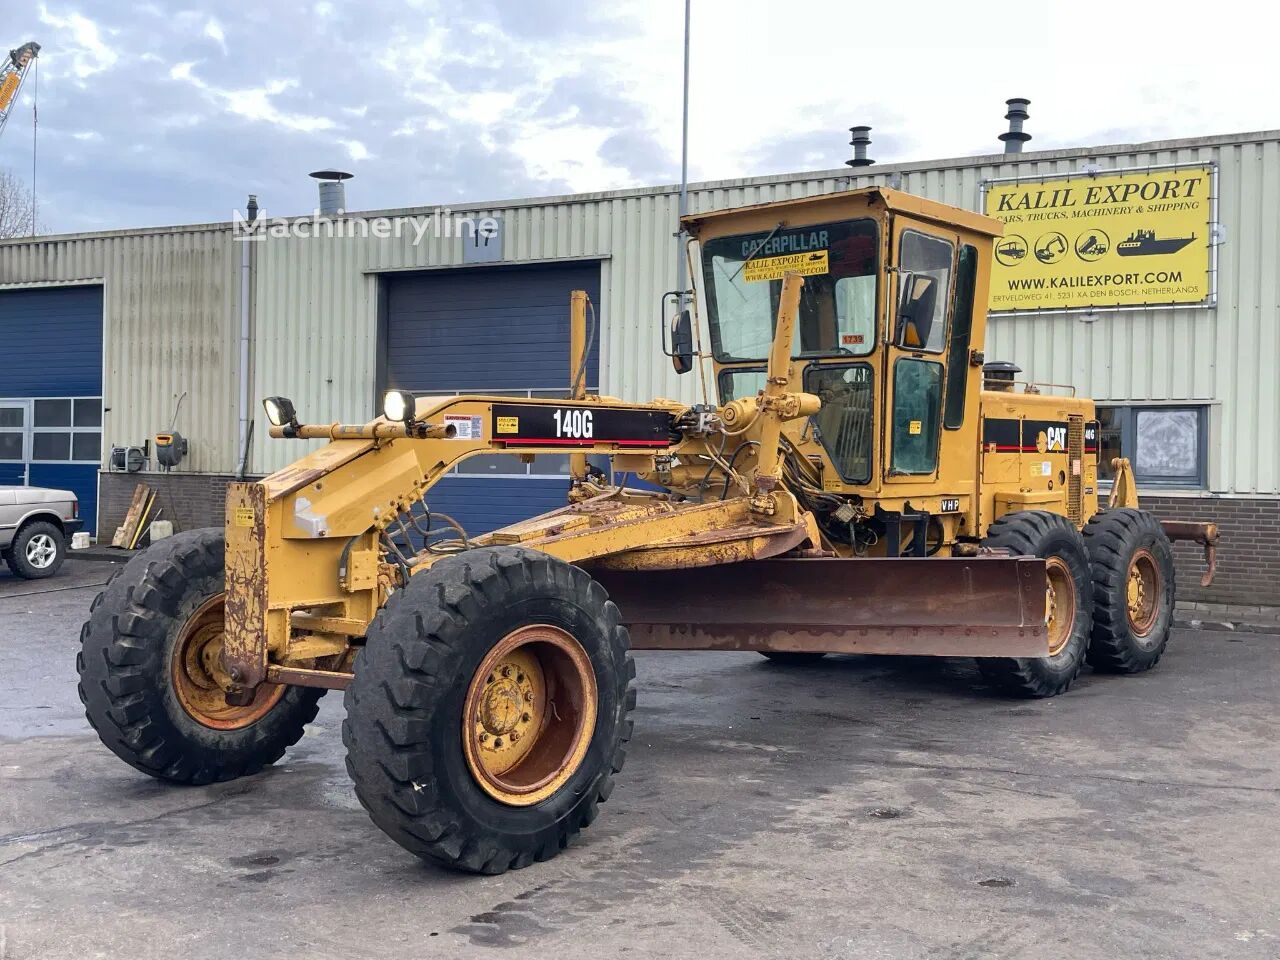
[977,511,1094,698]
[1083,508,1176,673]
[759,651,828,665]
[343,546,635,875]
[77,528,325,785]
[6,520,66,579]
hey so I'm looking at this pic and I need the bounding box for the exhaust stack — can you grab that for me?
[846,126,874,167]
[999,98,1031,154]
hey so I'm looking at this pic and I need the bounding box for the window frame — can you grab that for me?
[894,229,955,356]
[28,396,103,465]
[716,366,768,405]
[701,218,881,364]
[802,361,875,484]
[888,357,944,476]
[1096,403,1208,489]
[942,244,978,430]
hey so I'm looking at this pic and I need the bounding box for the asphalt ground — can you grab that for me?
[1,558,1277,959]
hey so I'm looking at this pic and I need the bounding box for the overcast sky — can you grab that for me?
[3,0,1276,234]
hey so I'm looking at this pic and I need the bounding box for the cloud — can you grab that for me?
[5,0,1277,236]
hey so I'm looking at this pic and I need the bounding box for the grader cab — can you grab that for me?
[78,187,1217,874]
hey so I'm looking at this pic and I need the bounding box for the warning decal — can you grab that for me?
[742,250,829,283]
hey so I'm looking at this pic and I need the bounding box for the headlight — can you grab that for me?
[383,390,416,424]
[262,396,296,427]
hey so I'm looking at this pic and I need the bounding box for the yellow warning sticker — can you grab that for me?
[496,416,519,434]
[908,420,922,435]
[742,250,829,283]
[233,506,255,527]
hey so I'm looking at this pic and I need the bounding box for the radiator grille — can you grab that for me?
[1068,415,1084,524]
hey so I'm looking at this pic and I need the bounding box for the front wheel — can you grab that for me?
[343,546,635,874]
[977,511,1093,698]
[77,528,325,784]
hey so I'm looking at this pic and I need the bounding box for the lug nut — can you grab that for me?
[510,731,521,742]
[524,691,534,703]
[501,666,512,678]
[479,733,489,743]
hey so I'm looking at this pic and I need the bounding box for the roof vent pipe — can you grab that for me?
[999,98,1031,154]
[846,126,874,167]
[308,169,353,215]
[245,194,259,223]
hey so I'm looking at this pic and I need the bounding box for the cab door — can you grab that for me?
[882,219,957,490]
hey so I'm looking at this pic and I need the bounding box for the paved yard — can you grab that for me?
[1,559,1277,959]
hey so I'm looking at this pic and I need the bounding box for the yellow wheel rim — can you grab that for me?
[171,594,285,730]
[1126,549,1161,637]
[462,625,597,807]
[1044,557,1077,657]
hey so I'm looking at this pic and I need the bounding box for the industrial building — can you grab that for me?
[1,126,1276,606]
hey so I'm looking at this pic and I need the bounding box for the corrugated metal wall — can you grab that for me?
[0,227,239,473]
[250,131,1279,490]
[3,131,1276,494]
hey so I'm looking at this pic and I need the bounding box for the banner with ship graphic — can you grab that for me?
[981,164,1215,312]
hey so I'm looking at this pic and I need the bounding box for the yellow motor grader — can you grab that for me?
[78,187,1217,874]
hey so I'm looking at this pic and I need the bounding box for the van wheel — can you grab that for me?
[1083,509,1176,673]
[977,511,1093,698]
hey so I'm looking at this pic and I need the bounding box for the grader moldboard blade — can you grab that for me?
[593,556,1050,658]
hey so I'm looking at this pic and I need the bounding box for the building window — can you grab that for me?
[30,397,103,464]
[1097,405,1206,488]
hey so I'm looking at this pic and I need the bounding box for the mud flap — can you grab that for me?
[592,556,1050,658]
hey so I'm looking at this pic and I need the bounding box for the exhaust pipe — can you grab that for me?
[999,98,1031,154]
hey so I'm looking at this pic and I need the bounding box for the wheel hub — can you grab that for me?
[1125,549,1160,636]
[26,533,57,568]
[171,594,285,730]
[463,625,597,807]
[1044,557,1076,657]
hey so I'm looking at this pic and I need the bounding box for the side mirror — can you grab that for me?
[895,271,938,349]
[670,308,694,374]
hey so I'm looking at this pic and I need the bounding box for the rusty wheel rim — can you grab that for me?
[1044,557,1077,657]
[171,594,285,730]
[462,625,597,807]
[1126,549,1161,637]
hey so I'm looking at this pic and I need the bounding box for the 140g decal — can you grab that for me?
[552,408,593,439]
[490,403,675,448]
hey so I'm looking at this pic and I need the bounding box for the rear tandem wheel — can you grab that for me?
[1082,508,1176,673]
[978,511,1094,698]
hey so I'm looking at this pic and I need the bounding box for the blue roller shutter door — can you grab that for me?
[0,286,104,532]
[383,262,601,535]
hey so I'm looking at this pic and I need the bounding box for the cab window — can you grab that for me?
[890,358,942,474]
[896,231,953,353]
[702,220,879,362]
[943,244,978,429]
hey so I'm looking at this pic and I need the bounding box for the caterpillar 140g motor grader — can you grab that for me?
[79,187,1218,874]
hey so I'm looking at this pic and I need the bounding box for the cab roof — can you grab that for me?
[681,186,1004,238]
